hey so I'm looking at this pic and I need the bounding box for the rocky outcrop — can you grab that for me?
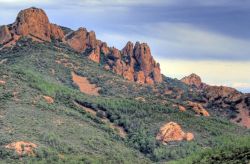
[204,86,250,128]
[182,73,250,128]
[106,41,162,84]
[13,7,51,41]
[0,7,162,84]
[50,24,65,41]
[0,80,6,85]
[0,25,12,44]
[0,7,66,44]
[43,96,54,104]
[5,141,37,156]
[205,86,242,103]
[156,122,194,143]
[187,101,210,117]
[181,73,205,89]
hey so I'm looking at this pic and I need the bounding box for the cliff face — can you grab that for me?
[0,7,162,84]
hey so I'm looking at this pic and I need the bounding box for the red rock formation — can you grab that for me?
[182,73,249,128]
[110,47,121,59]
[0,7,66,45]
[43,96,54,104]
[156,122,194,143]
[5,141,37,156]
[66,28,88,53]
[101,42,110,55]
[106,41,162,84]
[88,49,100,63]
[145,77,154,85]
[181,73,205,88]
[50,24,65,41]
[136,71,146,84]
[122,41,134,57]
[123,67,134,81]
[205,86,242,102]
[0,25,12,44]
[0,7,163,85]
[13,7,52,41]
[187,101,210,117]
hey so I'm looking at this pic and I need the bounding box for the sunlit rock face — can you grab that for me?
[0,7,163,85]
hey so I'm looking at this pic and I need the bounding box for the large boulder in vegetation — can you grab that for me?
[5,141,37,156]
[156,122,194,143]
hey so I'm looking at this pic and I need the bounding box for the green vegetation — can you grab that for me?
[0,39,249,163]
[171,136,250,164]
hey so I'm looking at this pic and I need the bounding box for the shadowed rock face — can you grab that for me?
[0,7,162,84]
[181,73,250,128]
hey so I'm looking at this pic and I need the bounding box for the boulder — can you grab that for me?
[5,141,37,156]
[156,122,194,143]
[187,101,210,117]
[43,96,54,104]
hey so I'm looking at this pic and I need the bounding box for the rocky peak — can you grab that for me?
[0,7,163,85]
[13,7,51,41]
[0,7,65,44]
[181,73,249,128]
[181,73,204,88]
[122,41,134,57]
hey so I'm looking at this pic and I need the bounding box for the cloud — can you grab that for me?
[97,22,250,61]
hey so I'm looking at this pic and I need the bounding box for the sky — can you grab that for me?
[0,0,250,93]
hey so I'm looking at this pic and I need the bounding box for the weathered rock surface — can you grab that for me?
[187,101,210,117]
[181,73,205,89]
[43,96,54,104]
[181,73,250,128]
[5,141,37,156]
[0,7,162,84]
[0,25,12,44]
[156,122,194,143]
[0,7,66,44]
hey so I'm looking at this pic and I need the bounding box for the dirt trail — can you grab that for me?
[71,72,100,96]
[73,101,127,138]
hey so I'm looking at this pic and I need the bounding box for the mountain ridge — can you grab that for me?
[0,7,162,84]
[0,6,249,164]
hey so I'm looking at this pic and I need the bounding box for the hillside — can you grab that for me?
[0,7,249,163]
